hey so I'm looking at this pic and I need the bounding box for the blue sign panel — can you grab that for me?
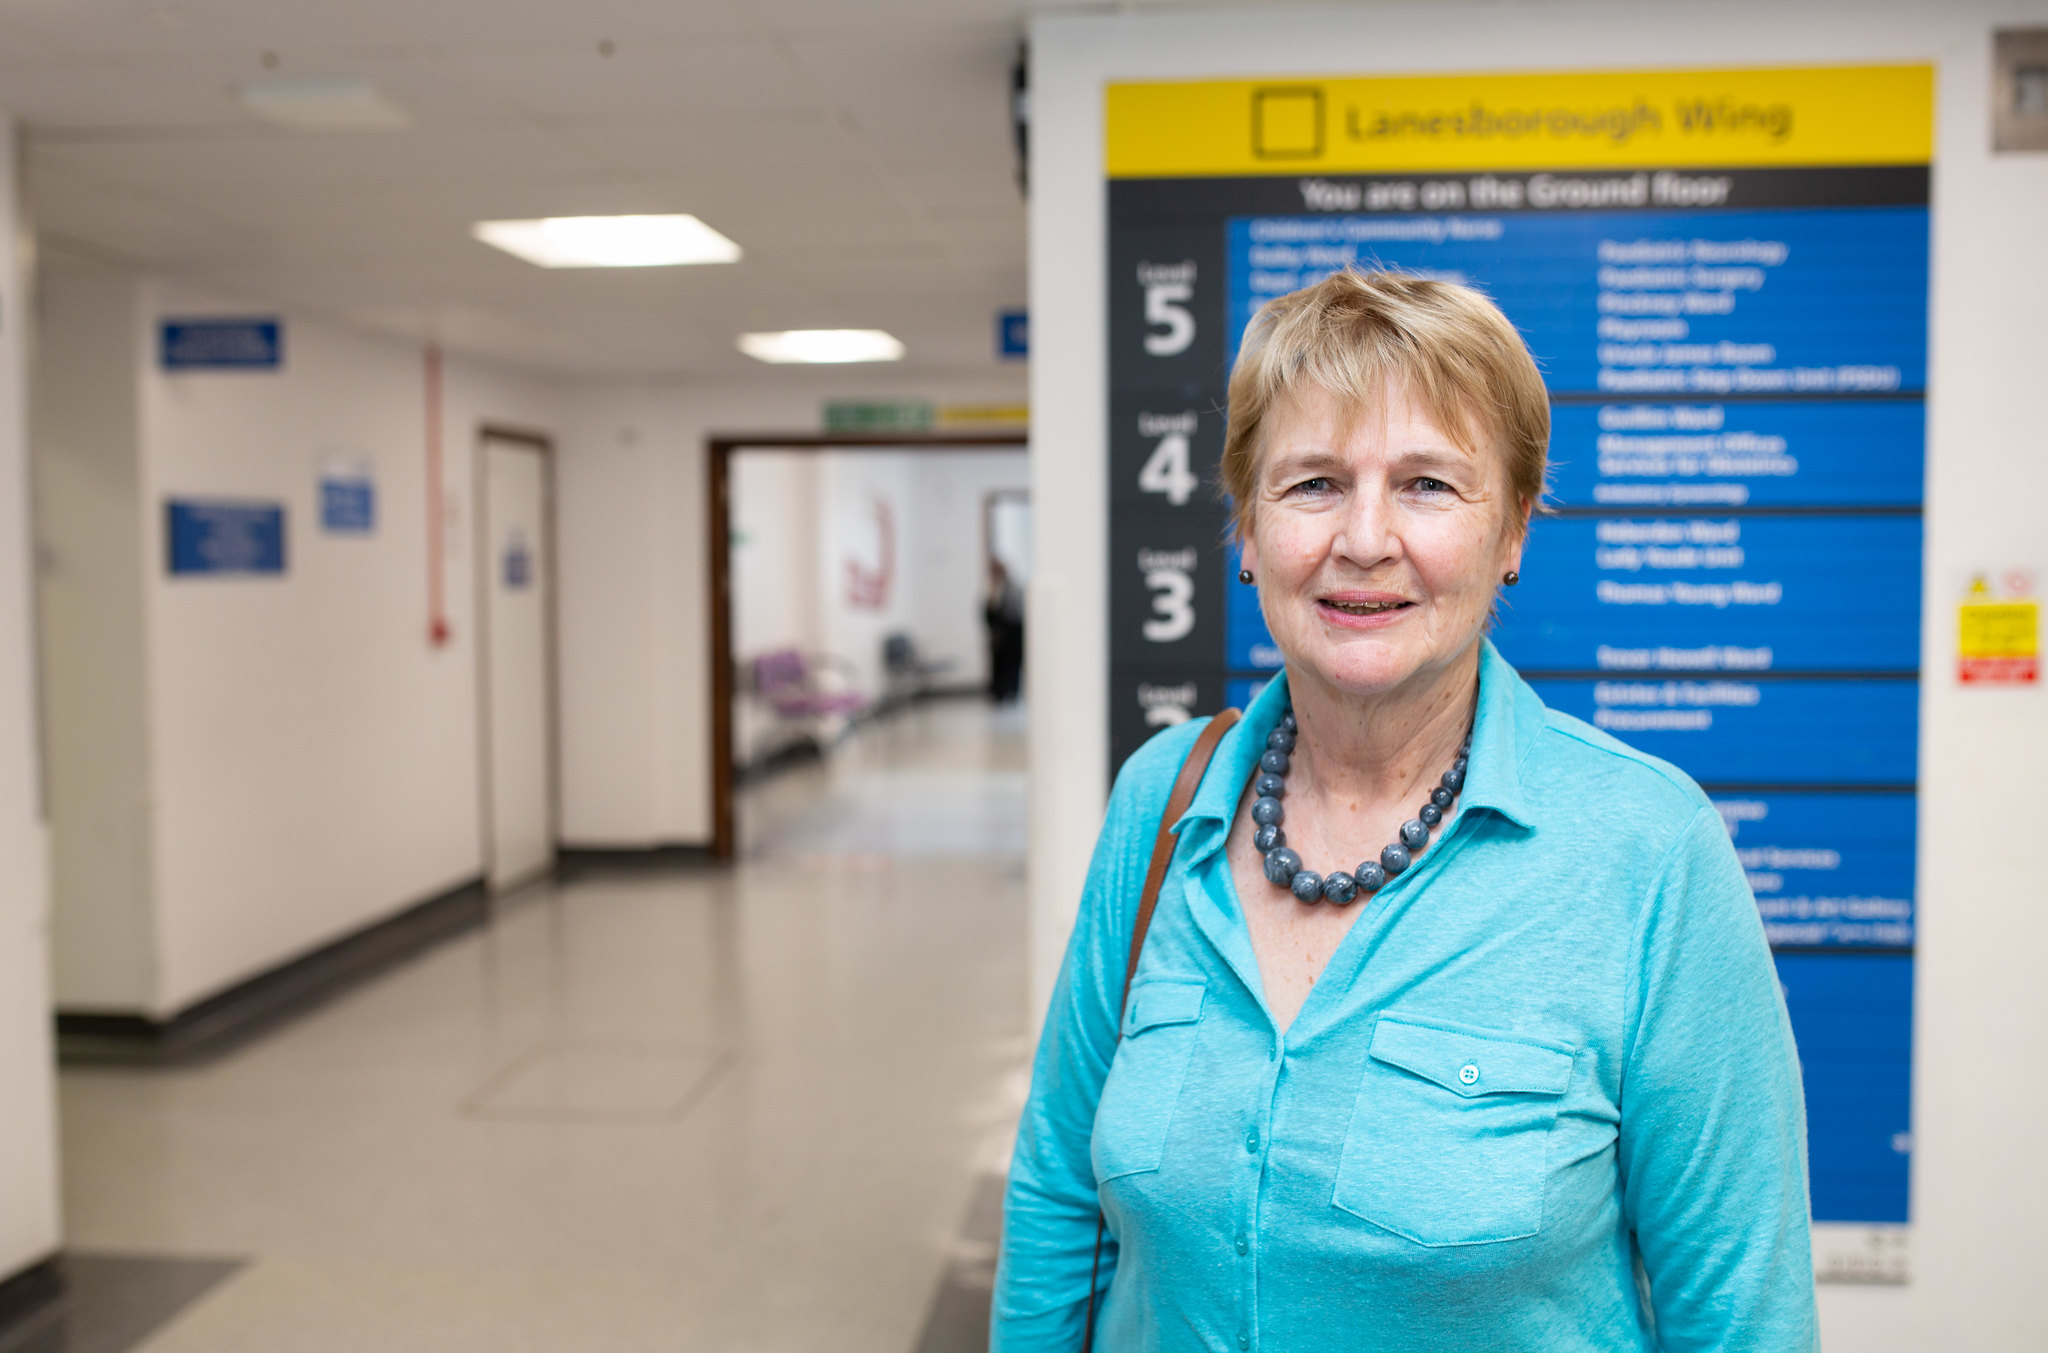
[1775,952,1913,1223]
[1714,791,1915,947]
[1548,400,1925,510]
[1229,206,1929,395]
[1226,516,1924,675]
[166,499,286,576]
[998,308,1029,360]
[1526,677,1917,784]
[319,476,375,534]
[1494,514,1922,672]
[160,318,283,371]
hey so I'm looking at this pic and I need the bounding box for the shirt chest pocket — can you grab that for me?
[1332,1016,1576,1247]
[1091,978,1207,1183]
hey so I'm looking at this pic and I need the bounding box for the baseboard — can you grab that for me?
[56,875,489,1069]
[556,844,717,878]
[0,1254,62,1342]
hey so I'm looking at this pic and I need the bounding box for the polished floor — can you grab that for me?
[53,698,1031,1353]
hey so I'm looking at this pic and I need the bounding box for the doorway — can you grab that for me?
[477,428,557,892]
[707,430,1029,857]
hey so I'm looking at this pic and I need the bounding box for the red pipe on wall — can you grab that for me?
[425,344,450,646]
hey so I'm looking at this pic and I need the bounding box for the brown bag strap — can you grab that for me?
[1121,705,1241,1015]
[1084,706,1240,1353]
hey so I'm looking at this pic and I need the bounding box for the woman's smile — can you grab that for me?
[1315,591,1415,626]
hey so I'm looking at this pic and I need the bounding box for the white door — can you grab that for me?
[482,436,553,891]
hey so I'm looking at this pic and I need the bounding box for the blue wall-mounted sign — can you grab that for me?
[502,529,532,590]
[318,460,376,534]
[1526,676,1918,785]
[998,308,1029,360]
[166,499,286,575]
[160,318,283,371]
[1112,100,1932,1233]
[1714,791,1916,948]
[1495,514,1924,673]
[1775,952,1913,1222]
[1548,400,1926,510]
[1227,206,1930,396]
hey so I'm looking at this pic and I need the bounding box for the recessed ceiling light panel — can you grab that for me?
[238,78,412,131]
[737,330,905,364]
[472,215,742,269]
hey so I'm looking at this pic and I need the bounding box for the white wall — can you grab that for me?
[1030,4,2048,1347]
[551,373,1024,848]
[0,118,61,1286]
[905,451,1032,687]
[37,262,567,1015]
[731,450,823,662]
[818,451,921,699]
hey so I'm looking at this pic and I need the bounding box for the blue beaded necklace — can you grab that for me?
[1251,707,1471,905]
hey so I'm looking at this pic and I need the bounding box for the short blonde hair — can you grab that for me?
[1220,269,1549,541]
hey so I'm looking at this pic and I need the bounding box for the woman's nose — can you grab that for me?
[1332,488,1397,568]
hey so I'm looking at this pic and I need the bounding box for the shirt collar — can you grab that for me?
[1172,637,1542,850]
[1460,637,1541,831]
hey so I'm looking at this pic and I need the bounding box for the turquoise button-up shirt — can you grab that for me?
[995,640,1815,1352]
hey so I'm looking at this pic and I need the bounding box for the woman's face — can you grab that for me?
[1238,380,1528,701]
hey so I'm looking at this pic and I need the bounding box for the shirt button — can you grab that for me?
[1235,1234,1248,1255]
[1459,1063,1480,1086]
[1237,1336,1250,1350]
[1245,1130,1259,1153]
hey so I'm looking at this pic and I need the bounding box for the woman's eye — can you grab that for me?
[1291,477,1334,494]
[1413,477,1451,493]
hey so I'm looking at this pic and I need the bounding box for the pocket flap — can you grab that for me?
[1368,1017,1574,1098]
[1124,979,1206,1036]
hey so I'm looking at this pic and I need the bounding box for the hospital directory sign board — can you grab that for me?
[1104,65,1928,1270]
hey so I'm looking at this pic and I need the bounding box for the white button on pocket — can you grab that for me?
[1458,1063,1479,1086]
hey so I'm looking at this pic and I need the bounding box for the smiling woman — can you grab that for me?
[995,270,1818,1353]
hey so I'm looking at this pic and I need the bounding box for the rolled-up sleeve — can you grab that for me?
[993,731,1189,1353]
[1618,804,1818,1351]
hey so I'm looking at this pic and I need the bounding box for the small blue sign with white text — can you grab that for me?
[998,309,1029,360]
[167,500,286,576]
[160,318,283,370]
[319,473,375,534]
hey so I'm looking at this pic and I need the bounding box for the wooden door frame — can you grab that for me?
[707,430,1029,858]
[474,424,562,892]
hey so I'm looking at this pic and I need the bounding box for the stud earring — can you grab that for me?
[1503,570,1520,586]
[1238,569,1255,585]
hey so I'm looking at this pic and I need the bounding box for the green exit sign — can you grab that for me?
[822,400,935,432]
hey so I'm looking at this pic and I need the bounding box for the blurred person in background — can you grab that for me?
[987,557,1025,703]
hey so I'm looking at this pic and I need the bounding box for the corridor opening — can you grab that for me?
[706,429,1029,858]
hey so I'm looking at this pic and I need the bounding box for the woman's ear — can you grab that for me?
[1503,495,1535,569]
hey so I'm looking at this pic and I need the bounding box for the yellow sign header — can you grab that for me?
[1106,65,1932,177]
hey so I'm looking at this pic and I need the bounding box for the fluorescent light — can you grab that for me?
[238,78,412,131]
[738,330,905,364]
[472,215,743,269]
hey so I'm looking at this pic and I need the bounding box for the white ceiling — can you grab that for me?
[0,0,1271,379]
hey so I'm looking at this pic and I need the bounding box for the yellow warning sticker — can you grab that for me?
[1958,596,2039,685]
